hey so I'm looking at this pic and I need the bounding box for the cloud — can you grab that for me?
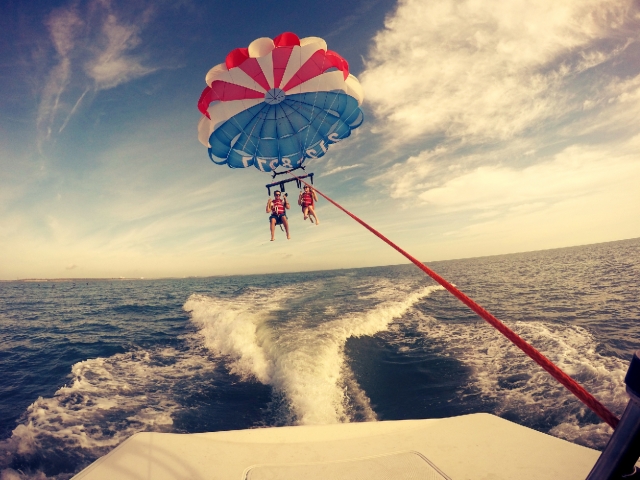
[37,8,84,149]
[36,0,157,151]
[47,7,84,57]
[359,0,640,250]
[360,0,640,145]
[84,13,156,90]
[58,87,90,133]
[367,147,449,198]
[66,264,78,270]
[320,164,363,177]
[392,134,640,215]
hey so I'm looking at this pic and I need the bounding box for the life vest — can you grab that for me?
[301,191,313,207]
[271,197,285,215]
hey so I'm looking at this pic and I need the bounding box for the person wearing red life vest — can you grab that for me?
[298,185,319,225]
[266,190,290,241]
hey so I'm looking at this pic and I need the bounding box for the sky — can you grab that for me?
[1,0,639,280]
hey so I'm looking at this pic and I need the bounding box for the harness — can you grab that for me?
[271,197,285,215]
[301,191,314,207]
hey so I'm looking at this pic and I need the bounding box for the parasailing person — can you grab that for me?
[266,190,290,241]
[298,185,319,225]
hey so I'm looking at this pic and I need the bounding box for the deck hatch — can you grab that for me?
[244,450,450,480]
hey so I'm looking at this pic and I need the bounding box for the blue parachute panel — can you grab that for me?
[206,91,363,172]
[227,149,253,169]
[278,135,302,157]
[257,138,280,158]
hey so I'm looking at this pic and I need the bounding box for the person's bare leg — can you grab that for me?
[309,206,319,225]
[270,218,276,241]
[282,216,291,239]
[303,206,308,220]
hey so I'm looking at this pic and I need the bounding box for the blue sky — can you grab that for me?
[1,0,639,279]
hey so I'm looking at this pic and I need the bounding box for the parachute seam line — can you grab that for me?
[274,103,283,164]
[286,93,341,136]
[279,102,305,165]
[289,172,621,431]
[305,92,342,171]
[246,104,272,159]
[286,92,342,119]
[256,104,271,155]
[283,99,314,137]
[285,97,314,125]
[228,103,270,162]
[277,103,305,165]
[276,101,306,166]
[227,104,261,145]
[301,52,329,159]
[295,92,342,170]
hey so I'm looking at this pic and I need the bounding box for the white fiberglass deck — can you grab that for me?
[72,413,600,480]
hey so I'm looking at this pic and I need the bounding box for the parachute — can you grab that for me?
[197,32,364,173]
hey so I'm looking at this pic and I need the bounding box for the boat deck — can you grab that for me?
[72,413,600,480]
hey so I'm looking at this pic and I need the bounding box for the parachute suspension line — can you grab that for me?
[300,50,341,170]
[292,175,620,430]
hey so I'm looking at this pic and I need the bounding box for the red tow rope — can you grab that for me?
[295,176,620,429]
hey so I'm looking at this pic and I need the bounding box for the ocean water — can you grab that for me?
[1,237,639,479]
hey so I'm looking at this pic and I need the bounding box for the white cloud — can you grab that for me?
[417,146,637,211]
[360,0,638,144]
[46,7,84,57]
[37,9,84,150]
[357,0,640,253]
[367,146,448,198]
[320,164,363,177]
[376,133,640,215]
[85,14,156,90]
[36,1,157,150]
[391,135,640,218]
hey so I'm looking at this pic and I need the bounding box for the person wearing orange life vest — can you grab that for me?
[266,190,290,241]
[298,185,319,225]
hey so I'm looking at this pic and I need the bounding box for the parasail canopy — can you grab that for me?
[197,32,364,173]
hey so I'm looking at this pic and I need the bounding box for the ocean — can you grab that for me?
[1,237,639,479]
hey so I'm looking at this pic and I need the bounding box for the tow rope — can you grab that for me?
[294,176,620,429]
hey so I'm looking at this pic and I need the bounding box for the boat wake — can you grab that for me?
[0,346,221,480]
[183,282,445,425]
[412,313,628,449]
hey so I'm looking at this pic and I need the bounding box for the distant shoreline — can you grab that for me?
[0,278,152,283]
[2,237,638,283]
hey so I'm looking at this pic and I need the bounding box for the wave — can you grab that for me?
[413,314,628,449]
[183,283,444,426]
[0,346,219,479]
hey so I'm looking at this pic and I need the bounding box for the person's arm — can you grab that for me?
[312,190,318,202]
[298,192,303,206]
[266,199,272,213]
[285,196,291,209]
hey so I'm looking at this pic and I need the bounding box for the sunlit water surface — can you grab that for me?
[1,238,639,479]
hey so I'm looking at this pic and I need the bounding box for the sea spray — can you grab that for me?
[0,346,218,479]
[413,314,628,448]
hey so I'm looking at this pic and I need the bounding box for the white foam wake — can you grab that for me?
[0,346,219,479]
[184,283,444,426]
[414,315,628,449]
